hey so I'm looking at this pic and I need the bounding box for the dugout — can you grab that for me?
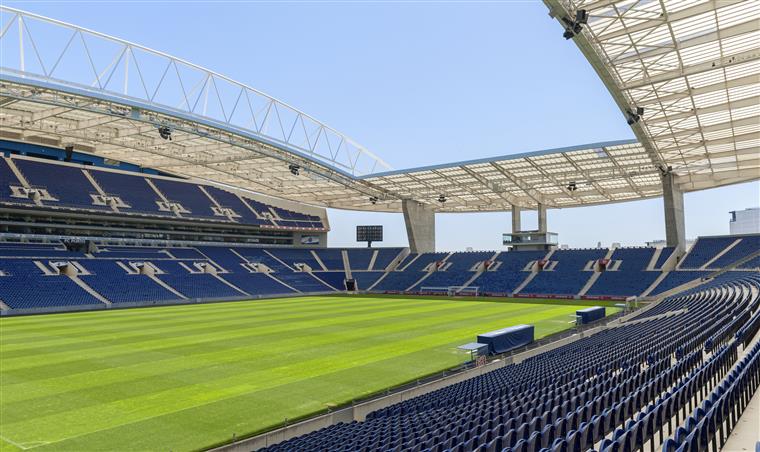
[477,324,534,354]
[576,306,605,324]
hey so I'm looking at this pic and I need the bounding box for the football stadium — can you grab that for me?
[0,2,759,452]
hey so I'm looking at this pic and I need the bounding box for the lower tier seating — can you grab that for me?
[1,237,757,311]
[262,274,760,452]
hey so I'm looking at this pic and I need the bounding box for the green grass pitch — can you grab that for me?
[0,295,618,451]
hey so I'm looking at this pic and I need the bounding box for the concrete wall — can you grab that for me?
[402,200,436,253]
[662,173,686,253]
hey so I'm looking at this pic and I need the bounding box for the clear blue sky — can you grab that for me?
[8,1,758,250]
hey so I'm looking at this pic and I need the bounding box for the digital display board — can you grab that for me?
[356,225,383,243]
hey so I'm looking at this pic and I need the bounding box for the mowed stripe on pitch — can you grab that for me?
[0,297,597,451]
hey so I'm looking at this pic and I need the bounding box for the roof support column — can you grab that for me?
[402,199,435,253]
[662,173,686,253]
[511,204,521,233]
[537,203,547,233]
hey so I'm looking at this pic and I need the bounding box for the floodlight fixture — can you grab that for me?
[157,126,172,141]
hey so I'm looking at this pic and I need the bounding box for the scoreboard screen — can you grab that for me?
[356,225,383,243]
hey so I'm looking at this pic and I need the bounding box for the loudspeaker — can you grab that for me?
[64,145,74,162]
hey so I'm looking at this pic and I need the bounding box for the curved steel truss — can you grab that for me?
[0,6,390,177]
[0,5,757,213]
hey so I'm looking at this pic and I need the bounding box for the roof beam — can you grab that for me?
[650,116,759,142]
[595,0,745,41]
[623,48,760,90]
[488,161,546,206]
[636,73,760,107]
[645,95,760,124]
[459,166,524,208]
[657,131,760,154]
[613,20,759,65]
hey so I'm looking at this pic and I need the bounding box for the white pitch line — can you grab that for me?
[0,434,34,450]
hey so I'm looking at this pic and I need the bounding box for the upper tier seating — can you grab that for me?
[89,171,170,216]
[262,274,760,452]
[269,205,322,228]
[586,247,660,297]
[150,179,220,219]
[1,155,323,229]
[522,249,607,296]
[649,271,709,296]
[680,236,740,269]
[14,159,111,211]
[201,186,271,226]
[654,246,675,269]
[710,235,760,268]
[0,158,33,205]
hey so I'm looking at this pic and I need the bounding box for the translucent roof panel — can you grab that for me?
[544,0,760,193]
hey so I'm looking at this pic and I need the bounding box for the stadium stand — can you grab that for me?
[653,246,675,269]
[150,178,221,219]
[586,248,660,297]
[89,170,172,216]
[372,252,449,292]
[314,249,345,271]
[0,154,324,229]
[1,238,758,311]
[351,271,385,290]
[0,158,34,205]
[0,259,102,309]
[709,235,760,269]
[679,236,741,269]
[345,248,374,271]
[268,248,323,271]
[152,260,244,299]
[522,249,607,296]
[414,251,493,290]
[13,159,112,211]
[313,271,346,290]
[261,273,760,452]
[79,260,179,304]
[475,250,547,295]
[372,248,405,271]
[649,271,710,296]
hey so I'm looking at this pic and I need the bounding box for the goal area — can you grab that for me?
[419,286,480,297]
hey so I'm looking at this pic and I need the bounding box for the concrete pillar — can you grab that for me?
[537,204,547,233]
[511,205,522,233]
[402,199,435,253]
[662,172,686,253]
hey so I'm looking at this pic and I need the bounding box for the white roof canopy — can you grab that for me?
[0,4,757,213]
[544,0,760,193]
